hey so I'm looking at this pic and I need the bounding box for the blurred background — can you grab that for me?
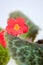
[0,0,43,65]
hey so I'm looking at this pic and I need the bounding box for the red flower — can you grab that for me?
[0,30,6,48]
[6,18,28,36]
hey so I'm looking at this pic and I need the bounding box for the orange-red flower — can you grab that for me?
[0,30,6,48]
[6,18,28,36]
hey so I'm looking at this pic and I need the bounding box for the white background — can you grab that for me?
[0,0,43,65]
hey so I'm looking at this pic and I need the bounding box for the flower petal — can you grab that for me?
[22,24,28,33]
[6,26,13,34]
[0,31,6,48]
[1,40,6,48]
[16,17,25,25]
[7,18,15,25]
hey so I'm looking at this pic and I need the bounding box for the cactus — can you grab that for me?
[5,11,43,65]
[9,11,40,41]
[5,33,43,65]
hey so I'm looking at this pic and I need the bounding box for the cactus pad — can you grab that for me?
[5,34,43,65]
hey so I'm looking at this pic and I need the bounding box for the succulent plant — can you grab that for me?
[0,28,10,65]
[9,11,40,41]
[0,45,10,65]
[5,11,43,65]
[5,33,43,65]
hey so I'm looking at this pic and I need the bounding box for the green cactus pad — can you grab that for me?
[5,34,43,65]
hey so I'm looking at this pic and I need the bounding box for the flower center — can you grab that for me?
[14,24,20,31]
